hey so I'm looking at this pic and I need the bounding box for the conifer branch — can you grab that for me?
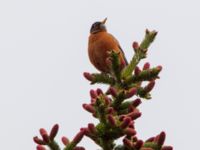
[33,29,173,150]
[124,66,162,85]
[84,72,115,85]
[121,29,158,79]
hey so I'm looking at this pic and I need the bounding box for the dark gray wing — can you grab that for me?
[109,33,128,65]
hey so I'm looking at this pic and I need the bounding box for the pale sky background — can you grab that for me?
[0,0,199,150]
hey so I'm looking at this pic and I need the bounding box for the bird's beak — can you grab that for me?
[102,18,107,24]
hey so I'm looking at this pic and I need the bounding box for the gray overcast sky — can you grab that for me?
[0,0,199,149]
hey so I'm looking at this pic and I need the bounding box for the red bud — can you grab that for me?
[157,131,166,145]
[124,128,136,136]
[82,104,95,113]
[143,62,150,70]
[126,88,137,98]
[107,115,116,126]
[128,121,135,128]
[83,72,93,81]
[123,138,133,148]
[39,128,48,136]
[90,89,97,98]
[108,87,117,97]
[134,66,141,76]
[127,110,142,120]
[80,128,90,136]
[133,111,142,120]
[132,41,139,50]
[33,136,46,145]
[157,65,162,72]
[120,117,131,129]
[96,88,103,95]
[61,136,69,146]
[36,145,46,150]
[88,123,96,134]
[39,128,49,143]
[132,98,142,107]
[49,124,59,140]
[145,81,155,93]
[119,115,125,121]
[107,107,114,114]
[72,130,85,144]
[135,140,143,149]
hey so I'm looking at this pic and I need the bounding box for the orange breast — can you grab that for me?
[88,32,125,72]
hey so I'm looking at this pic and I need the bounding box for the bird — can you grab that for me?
[88,18,128,73]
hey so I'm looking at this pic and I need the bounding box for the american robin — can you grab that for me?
[88,18,128,73]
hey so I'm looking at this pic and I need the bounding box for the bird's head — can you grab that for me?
[90,18,107,34]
